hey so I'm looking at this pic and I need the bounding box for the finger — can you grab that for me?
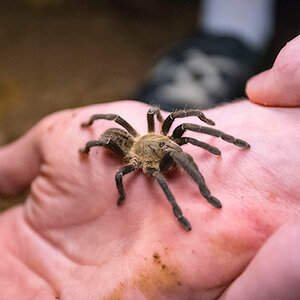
[0,126,42,195]
[220,218,300,300]
[246,34,300,107]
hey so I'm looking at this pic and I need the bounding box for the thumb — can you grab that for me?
[220,218,300,300]
[246,34,300,107]
[0,125,42,195]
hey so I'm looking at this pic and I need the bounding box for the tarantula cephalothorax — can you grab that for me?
[80,107,250,231]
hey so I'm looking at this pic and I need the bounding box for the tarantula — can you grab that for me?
[80,107,250,231]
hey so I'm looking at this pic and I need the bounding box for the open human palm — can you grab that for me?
[1,34,300,300]
[0,98,300,300]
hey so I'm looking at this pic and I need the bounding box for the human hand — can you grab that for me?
[0,97,299,299]
[220,34,300,300]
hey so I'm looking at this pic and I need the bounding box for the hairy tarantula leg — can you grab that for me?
[147,106,164,132]
[81,114,138,137]
[161,109,215,135]
[159,152,173,173]
[79,139,124,156]
[115,164,137,206]
[169,150,222,209]
[177,137,221,156]
[152,171,191,231]
[172,123,250,149]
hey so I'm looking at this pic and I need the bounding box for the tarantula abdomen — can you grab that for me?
[100,128,134,157]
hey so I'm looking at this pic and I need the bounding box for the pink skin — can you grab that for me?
[221,33,300,300]
[0,36,300,299]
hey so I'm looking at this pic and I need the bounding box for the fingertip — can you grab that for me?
[245,71,270,106]
[0,127,42,196]
[246,35,300,107]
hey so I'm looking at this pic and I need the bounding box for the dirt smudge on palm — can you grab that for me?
[133,252,182,298]
[102,282,126,300]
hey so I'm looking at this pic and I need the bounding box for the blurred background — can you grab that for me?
[0,0,299,210]
[0,0,200,209]
[0,0,200,145]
